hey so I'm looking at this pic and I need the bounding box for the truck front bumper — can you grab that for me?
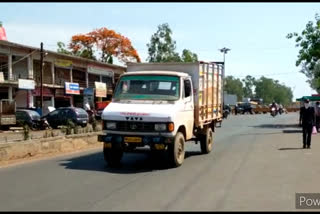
[98,133,175,146]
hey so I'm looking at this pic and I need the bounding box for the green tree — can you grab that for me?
[254,76,293,105]
[147,23,181,62]
[287,13,320,92]
[57,42,72,55]
[181,49,198,62]
[242,75,256,98]
[255,77,276,105]
[224,76,244,101]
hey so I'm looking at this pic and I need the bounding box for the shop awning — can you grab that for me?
[296,96,320,101]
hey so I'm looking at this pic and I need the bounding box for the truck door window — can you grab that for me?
[184,79,191,98]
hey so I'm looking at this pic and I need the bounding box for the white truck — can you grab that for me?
[98,61,224,167]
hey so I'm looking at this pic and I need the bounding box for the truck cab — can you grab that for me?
[99,71,194,167]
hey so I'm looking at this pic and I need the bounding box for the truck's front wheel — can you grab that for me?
[168,132,185,167]
[103,147,123,168]
[200,127,213,154]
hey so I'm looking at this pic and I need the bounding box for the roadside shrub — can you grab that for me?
[23,124,30,140]
[66,120,75,135]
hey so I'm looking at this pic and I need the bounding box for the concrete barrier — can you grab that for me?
[0,132,102,164]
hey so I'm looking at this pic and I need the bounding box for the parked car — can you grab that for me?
[43,107,89,129]
[16,109,46,130]
[235,103,253,115]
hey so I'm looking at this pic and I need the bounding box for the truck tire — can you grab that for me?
[103,147,123,168]
[168,132,185,167]
[200,127,213,154]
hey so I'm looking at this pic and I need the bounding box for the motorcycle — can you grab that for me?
[278,107,284,115]
[223,109,230,119]
[86,109,96,124]
[38,118,50,130]
[270,107,277,117]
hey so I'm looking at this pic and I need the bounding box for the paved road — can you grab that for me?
[1,112,320,211]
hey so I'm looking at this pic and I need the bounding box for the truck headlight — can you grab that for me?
[155,123,167,131]
[106,122,116,130]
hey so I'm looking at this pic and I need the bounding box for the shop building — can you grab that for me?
[0,40,125,115]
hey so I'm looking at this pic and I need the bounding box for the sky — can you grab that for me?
[1,2,319,100]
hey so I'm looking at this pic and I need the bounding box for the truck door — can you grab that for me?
[183,78,194,140]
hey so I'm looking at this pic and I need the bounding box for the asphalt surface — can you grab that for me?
[1,112,319,211]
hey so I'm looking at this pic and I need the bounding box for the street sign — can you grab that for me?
[65,82,80,95]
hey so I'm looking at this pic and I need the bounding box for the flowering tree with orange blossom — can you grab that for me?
[65,27,140,64]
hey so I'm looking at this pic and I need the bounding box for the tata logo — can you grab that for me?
[130,123,137,130]
[126,117,143,121]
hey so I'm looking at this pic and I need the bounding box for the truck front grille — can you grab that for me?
[116,121,155,132]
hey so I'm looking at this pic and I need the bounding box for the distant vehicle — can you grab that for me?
[270,107,277,117]
[16,109,49,130]
[235,103,253,114]
[43,107,89,129]
[223,105,231,119]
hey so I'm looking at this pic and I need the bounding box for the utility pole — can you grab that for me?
[40,42,44,116]
[219,47,231,108]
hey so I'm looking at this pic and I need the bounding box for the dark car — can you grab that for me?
[235,103,253,115]
[43,107,89,129]
[16,109,42,130]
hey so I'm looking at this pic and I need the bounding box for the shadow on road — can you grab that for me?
[251,124,300,129]
[59,149,203,174]
[278,147,304,151]
[238,132,281,136]
[282,130,302,134]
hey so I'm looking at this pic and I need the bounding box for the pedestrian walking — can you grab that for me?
[299,99,315,149]
[315,101,320,132]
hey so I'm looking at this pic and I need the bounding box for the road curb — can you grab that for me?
[0,132,102,166]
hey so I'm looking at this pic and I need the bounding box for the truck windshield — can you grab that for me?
[114,75,180,101]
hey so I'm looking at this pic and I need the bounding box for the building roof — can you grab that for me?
[0,40,126,70]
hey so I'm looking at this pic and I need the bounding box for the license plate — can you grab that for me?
[124,137,142,143]
[82,121,86,123]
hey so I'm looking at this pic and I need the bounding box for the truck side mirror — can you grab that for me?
[184,79,191,98]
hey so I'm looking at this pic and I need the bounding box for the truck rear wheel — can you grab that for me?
[103,147,123,168]
[168,132,185,167]
[200,127,213,154]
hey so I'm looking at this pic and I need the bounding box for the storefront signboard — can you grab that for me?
[18,79,35,90]
[95,82,107,98]
[84,88,94,96]
[55,59,73,68]
[32,87,54,97]
[65,82,80,95]
[88,65,113,77]
[0,72,4,82]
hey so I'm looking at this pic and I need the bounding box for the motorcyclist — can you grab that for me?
[278,103,284,114]
[270,101,278,115]
[270,101,277,110]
